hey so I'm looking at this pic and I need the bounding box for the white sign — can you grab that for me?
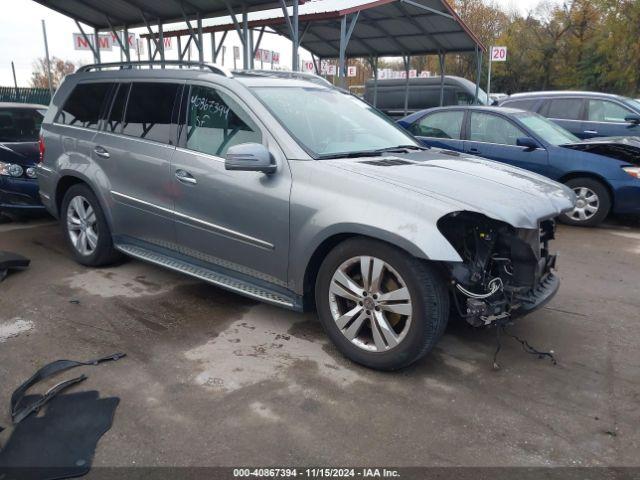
[233,46,240,59]
[419,71,430,78]
[347,65,357,77]
[409,69,417,78]
[323,64,337,76]
[491,46,507,62]
[73,33,112,51]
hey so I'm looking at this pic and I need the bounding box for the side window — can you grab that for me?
[456,91,474,105]
[122,82,180,143]
[545,98,583,120]
[56,83,112,129]
[185,85,262,157]
[502,99,538,112]
[411,111,464,139]
[106,83,129,133]
[469,112,525,146]
[587,100,632,123]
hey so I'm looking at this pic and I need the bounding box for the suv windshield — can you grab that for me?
[252,86,420,158]
[516,112,579,145]
[0,108,45,142]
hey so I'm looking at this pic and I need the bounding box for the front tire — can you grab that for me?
[315,238,449,371]
[559,177,611,227]
[61,184,122,266]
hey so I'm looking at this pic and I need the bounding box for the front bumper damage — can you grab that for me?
[439,212,560,326]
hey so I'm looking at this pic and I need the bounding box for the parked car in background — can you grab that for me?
[399,106,640,226]
[364,76,487,118]
[499,91,640,139]
[38,63,573,370]
[489,93,508,105]
[0,102,47,219]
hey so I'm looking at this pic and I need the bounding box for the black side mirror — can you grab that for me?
[225,143,276,174]
[624,114,640,125]
[516,137,540,150]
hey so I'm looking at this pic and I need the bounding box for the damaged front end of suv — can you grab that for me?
[438,212,559,327]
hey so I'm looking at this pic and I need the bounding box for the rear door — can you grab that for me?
[170,82,291,285]
[584,98,640,138]
[539,97,586,138]
[463,111,550,175]
[93,81,181,247]
[408,109,465,151]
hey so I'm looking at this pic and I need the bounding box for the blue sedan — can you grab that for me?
[398,106,640,226]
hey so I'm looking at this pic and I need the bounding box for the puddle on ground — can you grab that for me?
[67,263,187,298]
[185,304,366,392]
[0,318,34,342]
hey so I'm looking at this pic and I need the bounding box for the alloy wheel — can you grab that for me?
[66,195,98,256]
[328,256,413,352]
[569,187,599,222]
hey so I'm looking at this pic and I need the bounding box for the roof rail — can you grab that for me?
[77,60,233,78]
[233,69,333,87]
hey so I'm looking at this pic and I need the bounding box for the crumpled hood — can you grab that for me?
[325,150,575,229]
[561,136,640,166]
[0,142,39,166]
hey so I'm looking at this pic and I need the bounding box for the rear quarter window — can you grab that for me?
[501,99,538,112]
[121,82,180,144]
[55,82,112,129]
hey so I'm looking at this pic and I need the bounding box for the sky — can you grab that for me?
[1,0,553,87]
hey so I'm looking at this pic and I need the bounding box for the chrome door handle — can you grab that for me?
[584,130,598,135]
[94,146,110,158]
[175,169,197,185]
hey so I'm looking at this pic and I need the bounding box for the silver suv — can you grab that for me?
[37,62,574,370]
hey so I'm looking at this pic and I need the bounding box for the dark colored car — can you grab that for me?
[363,76,488,119]
[0,102,47,218]
[399,106,640,226]
[499,91,640,139]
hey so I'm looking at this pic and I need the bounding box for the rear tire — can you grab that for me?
[61,184,122,266]
[315,238,449,371]
[559,177,611,227]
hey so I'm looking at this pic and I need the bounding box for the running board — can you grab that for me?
[115,243,300,310]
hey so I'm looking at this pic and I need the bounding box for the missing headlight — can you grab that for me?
[438,212,557,326]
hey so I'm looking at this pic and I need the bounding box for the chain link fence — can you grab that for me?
[0,87,51,105]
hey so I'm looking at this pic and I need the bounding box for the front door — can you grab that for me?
[464,111,550,176]
[584,98,640,138]
[170,83,291,286]
[94,81,181,247]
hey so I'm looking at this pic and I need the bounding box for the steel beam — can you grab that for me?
[403,55,410,116]
[439,52,445,106]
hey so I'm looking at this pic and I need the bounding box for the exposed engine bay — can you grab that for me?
[438,212,559,327]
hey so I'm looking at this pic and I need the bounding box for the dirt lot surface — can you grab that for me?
[1,218,639,468]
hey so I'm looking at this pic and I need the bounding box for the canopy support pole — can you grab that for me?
[280,0,300,70]
[93,27,101,65]
[158,20,165,67]
[403,55,410,116]
[197,14,204,63]
[124,26,130,61]
[214,31,227,62]
[373,56,379,107]
[242,9,249,69]
[249,28,255,68]
[75,19,99,64]
[474,45,482,104]
[439,52,445,106]
[252,27,265,61]
[339,12,359,88]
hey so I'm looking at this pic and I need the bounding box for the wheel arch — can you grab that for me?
[55,172,114,229]
[557,171,614,202]
[300,229,444,311]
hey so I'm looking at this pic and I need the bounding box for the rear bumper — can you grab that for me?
[0,176,45,216]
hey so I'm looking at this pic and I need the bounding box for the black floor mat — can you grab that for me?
[0,391,119,480]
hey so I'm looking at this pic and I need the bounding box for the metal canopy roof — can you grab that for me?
[32,0,301,30]
[144,0,485,57]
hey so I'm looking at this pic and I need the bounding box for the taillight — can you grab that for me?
[38,134,45,164]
